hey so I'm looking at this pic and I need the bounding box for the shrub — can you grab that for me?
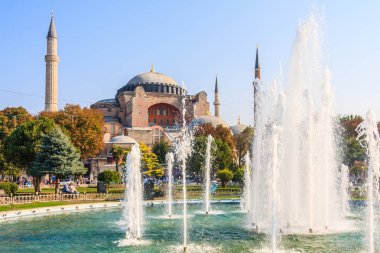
[217,168,234,187]
[233,167,245,186]
[0,182,19,195]
[98,170,121,193]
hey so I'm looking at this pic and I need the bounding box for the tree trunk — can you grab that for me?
[34,177,42,193]
[55,177,59,194]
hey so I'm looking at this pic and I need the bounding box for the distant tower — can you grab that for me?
[45,14,59,112]
[214,76,220,118]
[254,46,261,80]
[253,46,260,124]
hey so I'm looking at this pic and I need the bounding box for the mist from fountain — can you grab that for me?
[250,10,348,239]
[356,110,380,253]
[119,144,147,246]
[339,164,349,214]
[241,152,252,212]
[166,152,174,218]
[204,134,213,215]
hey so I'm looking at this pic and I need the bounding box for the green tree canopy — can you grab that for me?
[152,141,171,164]
[233,167,245,186]
[0,107,33,178]
[187,136,208,182]
[32,127,86,193]
[98,170,121,193]
[3,118,55,192]
[217,168,234,187]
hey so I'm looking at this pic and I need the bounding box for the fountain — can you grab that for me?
[339,164,350,214]
[250,9,347,242]
[241,152,252,212]
[119,144,147,246]
[166,152,174,218]
[173,94,193,252]
[356,110,380,253]
[204,134,213,215]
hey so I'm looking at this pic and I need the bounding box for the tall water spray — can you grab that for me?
[250,10,346,237]
[270,125,282,252]
[241,152,252,212]
[166,152,174,218]
[339,164,349,214]
[204,134,213,214]
[119,144,144,246]
[356,110,380,253]
[173,94,193,252]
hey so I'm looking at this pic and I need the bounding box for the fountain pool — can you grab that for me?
[0,202,376,253]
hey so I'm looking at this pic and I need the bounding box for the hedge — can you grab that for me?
[0,182,19,195]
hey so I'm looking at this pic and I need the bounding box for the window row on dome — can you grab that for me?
[120,83,185,95]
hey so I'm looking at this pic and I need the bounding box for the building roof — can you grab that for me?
[117,68,182,95]
[190,115,229,128]
[107,135,137,144]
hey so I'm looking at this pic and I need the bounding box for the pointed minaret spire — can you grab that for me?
[150,64,155,72]
[47,13,57,38]
[45,14,59,112]
[255,45,261,79]
[214,76,220,118]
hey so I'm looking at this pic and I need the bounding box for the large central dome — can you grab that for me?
[117,67,183,95]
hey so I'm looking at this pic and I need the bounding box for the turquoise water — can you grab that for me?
[0,203,372,252]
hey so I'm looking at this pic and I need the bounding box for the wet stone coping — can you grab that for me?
[0,199,240,222]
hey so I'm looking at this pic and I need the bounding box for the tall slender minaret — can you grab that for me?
[254,46,261,80]
[45,14,59,112]
[214,76,220,118]
[253,46,260,125]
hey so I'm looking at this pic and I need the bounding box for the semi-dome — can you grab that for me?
[108,135,137,144]
[190,115,229,129]
[117,67,185,95]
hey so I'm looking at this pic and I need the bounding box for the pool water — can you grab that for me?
[0,203,374,252]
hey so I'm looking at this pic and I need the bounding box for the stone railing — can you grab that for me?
[0,193,124,205]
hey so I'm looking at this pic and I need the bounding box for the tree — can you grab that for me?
[234,127,254,167]
[140,142,164,178]
[40,104,105,161]
[111,145,129,172]
[32,127,86,193]
[97,170,121,193]
[342,136,367,168]
[217,168,233,187]
[0,107,33,141]
[233,167,245,186]
[3,118,55,192]
[213,139,233,173]
[187,136,208,182]
[0,107,33,178]
[152,141,171,164]
[339,115,363,138]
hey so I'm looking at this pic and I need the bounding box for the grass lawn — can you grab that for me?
[0,200,107,212]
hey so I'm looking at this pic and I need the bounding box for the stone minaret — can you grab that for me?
[45,15,59,112]
[214,76,220,118]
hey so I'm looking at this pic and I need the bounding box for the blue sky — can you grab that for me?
[0,1,379,125]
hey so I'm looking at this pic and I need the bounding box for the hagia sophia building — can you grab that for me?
[44,16,258,178]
